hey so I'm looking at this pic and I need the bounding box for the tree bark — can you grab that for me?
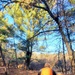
[25,40,32,70]
[0,43,8,75]
[0,44,6,66]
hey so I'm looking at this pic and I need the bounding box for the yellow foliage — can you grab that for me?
[69,0,75,4]
[14,6,23,17]
[35,20,39,25]
[36,3,45,8]
[14,17,22,25]
[15,3,19,11]
[20,0,31,4]
[0,11,3,18]
[20,26,26,32]
[0,35,7,40]
[3,1,49,40]
[1,26,7,30]
[26,30,34,38]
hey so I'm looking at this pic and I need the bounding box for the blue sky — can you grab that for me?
[3,0,75,54]
[5,14,63,54]
[5,14,14,24]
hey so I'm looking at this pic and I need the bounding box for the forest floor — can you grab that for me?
[0,68,74,75]
[0,68,38,75]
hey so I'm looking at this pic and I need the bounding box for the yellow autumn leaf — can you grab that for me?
[14,17,22,25]
[0,11,3,18]
[15,3,19,11]
[26,30,34,38]
[0,35,7,40]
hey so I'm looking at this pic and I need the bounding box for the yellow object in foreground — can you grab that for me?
[41,67,53,75]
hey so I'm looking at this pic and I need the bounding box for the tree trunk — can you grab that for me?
[0,43,8,75]
[62,39,67,73]
[0,44,6,66]
[25,40,32,70]
[14,49,18,68]
[41,0,75,73]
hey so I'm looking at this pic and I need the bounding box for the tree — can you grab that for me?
[19,0,75,72]
[0,11,10,75]
[29,0,75,73]
[2,1,55,69]
[0,0,75,72]
[0,10,17,69]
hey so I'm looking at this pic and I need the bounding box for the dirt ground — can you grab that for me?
[8,69,38,75]
[6,68,38,75]
[0,68,74,75]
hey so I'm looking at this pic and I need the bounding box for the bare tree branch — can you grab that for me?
[0,0,19,10]
[33,4,47,11]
